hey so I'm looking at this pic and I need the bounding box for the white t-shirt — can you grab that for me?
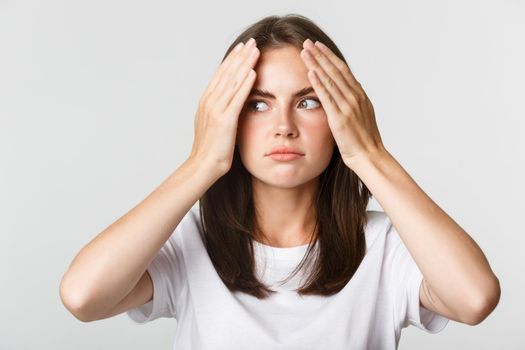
[127,203,449,349]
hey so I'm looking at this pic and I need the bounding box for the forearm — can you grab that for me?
[59,158,219,320]
[348,150,500,318]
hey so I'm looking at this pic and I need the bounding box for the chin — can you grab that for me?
[254,177,308,189]
[251,168,321,188]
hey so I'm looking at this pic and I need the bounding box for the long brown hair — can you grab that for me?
[198,13,372,299]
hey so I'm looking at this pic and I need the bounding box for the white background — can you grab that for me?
[1,0,523,348]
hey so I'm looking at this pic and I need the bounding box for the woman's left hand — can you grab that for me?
[300,38,387,169]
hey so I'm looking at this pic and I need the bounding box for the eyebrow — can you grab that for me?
[248,86,315,99]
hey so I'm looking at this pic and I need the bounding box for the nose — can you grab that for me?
[273,106,299,138]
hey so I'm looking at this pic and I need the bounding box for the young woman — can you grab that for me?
[59,14,501,349]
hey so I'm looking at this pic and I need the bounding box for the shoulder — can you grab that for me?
[365,210,390,229]
[179,202,202,232]
[171,202,204,248]
[160,203,203,252]
[364,210,408,256]
[188,202,201,225]
[364,210,392,247]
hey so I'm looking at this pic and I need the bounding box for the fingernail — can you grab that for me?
[247,38,255,47]
[315,41,326,50]
[234,42,244,52]
[304,38,313,47]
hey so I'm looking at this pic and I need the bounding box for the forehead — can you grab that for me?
[252,46,310,92]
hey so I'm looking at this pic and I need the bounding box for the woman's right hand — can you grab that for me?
[188,38,260,178]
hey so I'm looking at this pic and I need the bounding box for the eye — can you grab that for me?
[247,100,270,112]
[246,97,321,112]
[298,97,321,109]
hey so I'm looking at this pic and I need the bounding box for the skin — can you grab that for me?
[235,45,336,248]
[296,38,500,324]
[234,37,499,324]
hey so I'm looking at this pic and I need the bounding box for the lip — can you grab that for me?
[267,153,304,161]
[265,146,304,156]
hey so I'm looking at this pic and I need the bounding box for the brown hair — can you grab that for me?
[198,13,372,299]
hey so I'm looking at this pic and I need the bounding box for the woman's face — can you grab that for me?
[236,45,336,188]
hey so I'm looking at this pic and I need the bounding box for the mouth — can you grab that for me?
[265,147,304,157]
[266,153,304,161]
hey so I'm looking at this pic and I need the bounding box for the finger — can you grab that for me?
[301,49,352,113]
[212,39,257,99]
[301,42,356,103]
[214,42,259,111]
[222,46,260,111]
[228,68,257,119]
[205,41,245,97]
[307,69,342,118]
[313,40,361,90]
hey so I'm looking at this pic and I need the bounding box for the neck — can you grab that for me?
[251,176,319,248]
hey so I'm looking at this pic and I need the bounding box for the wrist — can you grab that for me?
[183,157,225,184]
[343,147,393,174]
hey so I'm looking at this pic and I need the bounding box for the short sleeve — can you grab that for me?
[386,221,450,333]
[126,225,187,324]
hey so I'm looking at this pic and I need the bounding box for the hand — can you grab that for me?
[189,38,260,177]
[300,38,387,169]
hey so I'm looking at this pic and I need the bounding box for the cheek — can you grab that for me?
[236,121,261,151]
[303,121,334,149]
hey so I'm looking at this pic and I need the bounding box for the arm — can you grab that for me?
[350,150,501,326]
[59,158,219,322]
[60,37,259,323]
[297,38,500,326]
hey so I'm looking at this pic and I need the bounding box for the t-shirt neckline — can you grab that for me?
[252,239,318,261]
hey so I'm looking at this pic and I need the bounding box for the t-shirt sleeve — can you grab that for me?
[386,220,450,333]
[126,224,187,324]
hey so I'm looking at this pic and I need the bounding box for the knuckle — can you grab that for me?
[357,91,366,103]
[327,78,336,89]
[202,96,214,110]
[328,65,338,75]
[347,93,359,106]
[340,104,352,115]
[231,78,240,92]
[198,98,207,111]
[340,63,351,74]
[356,83,366,95]
[350,86,365,103]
